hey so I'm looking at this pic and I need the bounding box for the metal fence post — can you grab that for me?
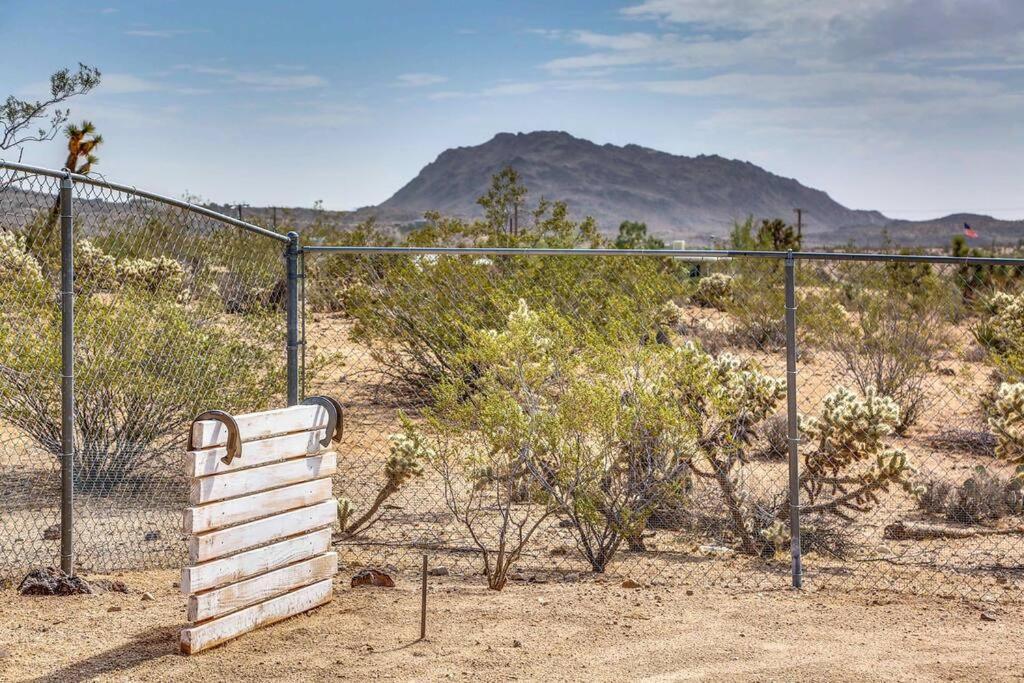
[286,231,300,406]
[59,173,75,575]
[785,250,802,589]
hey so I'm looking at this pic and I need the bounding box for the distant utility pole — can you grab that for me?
[794,208,804,244]
[272,206,278,230]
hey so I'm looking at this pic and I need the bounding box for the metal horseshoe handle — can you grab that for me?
[301,395,344,447]
[189,410,242,465]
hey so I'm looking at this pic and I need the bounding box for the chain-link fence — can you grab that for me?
[4,160,1024,602]
[1,162,290,574]
[304,246,1024,600]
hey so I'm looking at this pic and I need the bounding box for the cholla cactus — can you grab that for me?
[75,240,117,291]
[975,292,1024,372]
[386,425,429,488]
[656,300,685,329]
[118,256,185,294]
[799,386,919,519]
[989,382,1024,469]
[0,232,42,283]
[690,273,733,310]
[340,416,427,536]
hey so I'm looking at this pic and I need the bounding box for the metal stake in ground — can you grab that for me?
[420,554,428,640]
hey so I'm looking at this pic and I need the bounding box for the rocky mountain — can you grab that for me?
[364,131,890,242]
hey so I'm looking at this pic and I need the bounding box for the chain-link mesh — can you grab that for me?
[795,257,1024,600]
[0,170,62,573]
[304,250,780,588]
[1,167,287,576]
[306,248,1024,599]
[5,164,1024,602]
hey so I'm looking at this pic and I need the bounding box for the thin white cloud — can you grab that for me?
[263,103,367,128]
[97,73,161,94]
[396,73,448,87]
[181,65,327,91]
[125,29,208,38]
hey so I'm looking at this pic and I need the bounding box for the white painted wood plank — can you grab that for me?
[182,529,332,595]
[190,452,336,505]
[186,428,328,478]
[184,478,333,534]
[180,578,333,655]
[189,499,337,563]
[191,404,330,450]
[188,552,337,622]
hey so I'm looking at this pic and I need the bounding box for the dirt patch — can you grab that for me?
[1,568,1021,682]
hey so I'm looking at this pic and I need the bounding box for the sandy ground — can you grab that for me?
[1,567,1022,682]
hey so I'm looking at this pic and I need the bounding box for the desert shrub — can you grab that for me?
[117,255,186,294]
[0,281,282,494]
[338,415,427,536]
[341,203,684,396]
[422,302,699,575]
[0,231,44,283]
[304,219,396,312]
[690,273,733,310]
[759,413,790,460]
[75,238,205,301]
[75,239,118,291]
[824,266,950,433]
[724,259,842,350]
[921,467,1024,524]
[422,302,564,587]
[950,235,1023,301]
[917,478,954,516]
[948,468,1024,523]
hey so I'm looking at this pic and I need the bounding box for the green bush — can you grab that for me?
[826,294,947,434]
[0,247,282,494]
[340,203,685,396]
[422,301,695,574]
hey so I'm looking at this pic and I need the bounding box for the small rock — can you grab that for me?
[538,598,549,606]
[981,611,997,622]
[512,639,523,648]
[42,524,60,541]
[699,545,734,556]
[141,592,155,601]
[143,530,162,542]
[685,589,694,596]
[107,606,122,613]
[621,578,642,589]
[563,573,579,583]
[558,519,574,528]
[428,566,450,577]
[510,572,527,582]
[351,569,395,588]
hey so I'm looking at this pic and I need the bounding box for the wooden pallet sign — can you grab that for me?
[180,398,343,654]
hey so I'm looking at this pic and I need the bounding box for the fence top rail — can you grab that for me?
[0,160,289,243]
[303,244,1024,267]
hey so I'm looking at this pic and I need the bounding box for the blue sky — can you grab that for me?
[3,0,1023,220]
